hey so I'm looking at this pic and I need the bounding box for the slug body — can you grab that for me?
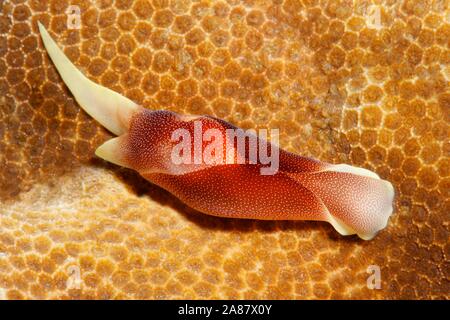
[38,22,395,240]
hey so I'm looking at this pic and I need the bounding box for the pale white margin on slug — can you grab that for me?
[38,22,140,136]
[323,164,395,240]
[326,164,381,179]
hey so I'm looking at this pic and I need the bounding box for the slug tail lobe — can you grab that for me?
[38,22,140,135]
[95,136,131,168]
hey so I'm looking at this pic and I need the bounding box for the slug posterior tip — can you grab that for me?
[95,136,130,168]
[38,21,140,136]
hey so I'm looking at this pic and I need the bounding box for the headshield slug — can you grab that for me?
[38,22,395,240]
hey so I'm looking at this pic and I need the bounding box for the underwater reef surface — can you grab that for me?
[0,0,448,299]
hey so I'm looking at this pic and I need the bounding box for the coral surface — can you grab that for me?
[0,0,448,299]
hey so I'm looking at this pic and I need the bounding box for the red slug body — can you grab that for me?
[101,109,395,240]
[124,110,326,221]
[38,22,395,240]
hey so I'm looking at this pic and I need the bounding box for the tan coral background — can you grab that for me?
[0,0,449,299]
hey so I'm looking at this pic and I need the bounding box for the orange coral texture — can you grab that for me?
[0,0,449,299]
